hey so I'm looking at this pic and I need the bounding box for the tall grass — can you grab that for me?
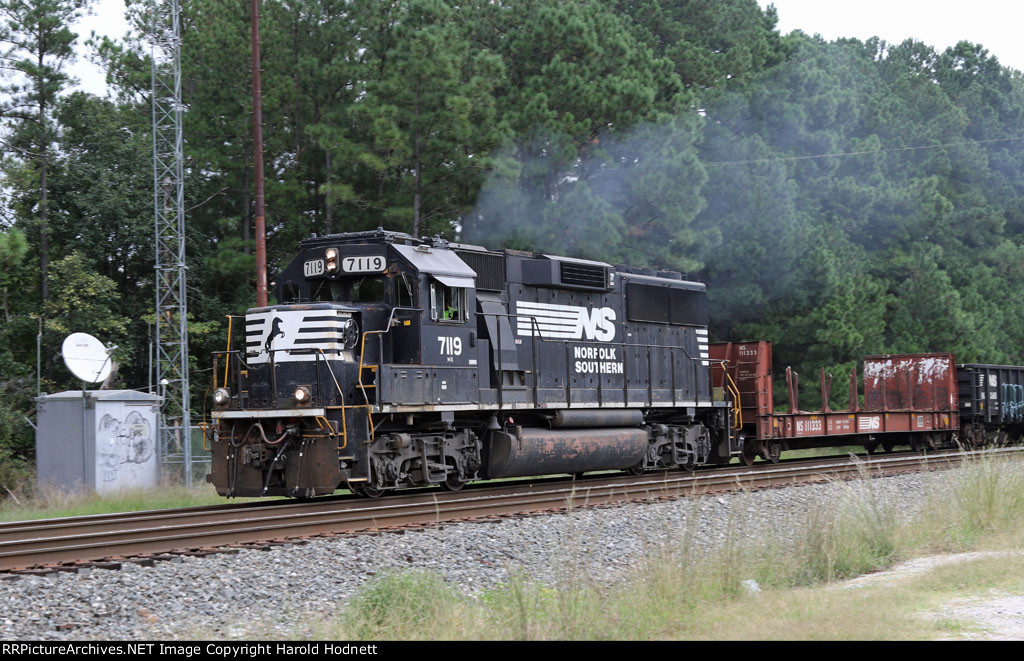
[793,463,898,584]
[922,453,1024,550]
[333,571,483,640]
[318,453,1024,640]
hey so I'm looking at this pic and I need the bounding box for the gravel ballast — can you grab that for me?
[0,471,944,640]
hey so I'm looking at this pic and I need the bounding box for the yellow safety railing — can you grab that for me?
[223,314,239,386]
[724,371,743,430]
[316,349,364,448]
[198,421,212,451]
[354,307,419,443]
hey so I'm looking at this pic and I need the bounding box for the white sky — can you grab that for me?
[69,0,1024,96]
[761,0,1024,73]
[68,0,130,96]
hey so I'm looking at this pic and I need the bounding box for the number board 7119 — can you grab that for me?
[343,255,386,273]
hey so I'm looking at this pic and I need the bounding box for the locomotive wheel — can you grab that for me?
[764,441,782,464]
[679,444,697,472]
[349,482,387,498]
[440,474,467,491]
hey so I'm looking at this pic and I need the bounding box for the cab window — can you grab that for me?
[395,272,415,308]
[311,276,386,303]
[430,283,465,322]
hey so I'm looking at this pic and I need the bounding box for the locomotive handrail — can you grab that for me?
[724,371,743,430]
[355,307,423,441]
[316,349,350,449]
[357,306,422,402]
[222,314,245,386]
[480,310,728,411]
[210,349,250,407]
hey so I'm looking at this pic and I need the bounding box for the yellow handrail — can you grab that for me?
[223,315,237,386]
[724,371,743,430]
[317,348,370,444]
[314,415,346,450]
[198,421,211,451]
[354,331,383,443]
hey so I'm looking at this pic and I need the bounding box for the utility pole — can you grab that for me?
[151,0,192,484]
[251,0,268,308]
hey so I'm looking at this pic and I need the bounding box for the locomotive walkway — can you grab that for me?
[1,447,1021,573]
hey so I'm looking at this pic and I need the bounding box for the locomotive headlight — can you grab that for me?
[325,248,339,273]
[294,386,311,405]
[213,388,231,407]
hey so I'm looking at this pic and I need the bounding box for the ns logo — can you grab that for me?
[515,301,617,342]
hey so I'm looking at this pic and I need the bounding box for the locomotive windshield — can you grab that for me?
[311,276,386,303]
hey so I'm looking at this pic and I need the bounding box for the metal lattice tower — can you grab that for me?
[150,0,192,484]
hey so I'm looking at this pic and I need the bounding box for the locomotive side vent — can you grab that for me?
[559,262,607,289]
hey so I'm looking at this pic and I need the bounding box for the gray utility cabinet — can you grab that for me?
[35,390,162,493]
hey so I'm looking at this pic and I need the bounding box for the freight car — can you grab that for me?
[711,342,961,464]
[206,229,738,497]
[958,363,1024,445]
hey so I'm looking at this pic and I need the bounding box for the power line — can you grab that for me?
[703,136,1024,168]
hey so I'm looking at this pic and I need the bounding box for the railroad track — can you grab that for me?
[2,447,1020,573]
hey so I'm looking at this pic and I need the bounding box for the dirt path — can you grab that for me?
[840,550,1024,640]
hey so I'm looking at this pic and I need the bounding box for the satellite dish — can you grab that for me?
[62,333,113,384]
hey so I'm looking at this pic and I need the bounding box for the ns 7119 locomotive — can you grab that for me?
[207,228,738,497]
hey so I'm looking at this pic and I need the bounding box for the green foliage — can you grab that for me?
[0,0,91,302]
[694,31,1024,401]
[338,571,471,640]
[928,454,1024,549]
[615,0,787,91]
[0,226,28,321]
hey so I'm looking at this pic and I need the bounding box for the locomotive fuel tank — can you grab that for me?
[486,427,649,478]
[551,409,644,428]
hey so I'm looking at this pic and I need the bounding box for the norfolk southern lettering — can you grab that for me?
[573,345,623,373]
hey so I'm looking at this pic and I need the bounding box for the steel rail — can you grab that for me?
[2,447,1020,571]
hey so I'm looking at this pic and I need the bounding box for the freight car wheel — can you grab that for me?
[764,441,782,464]
[740,442,758,466]
[626,462,646,476]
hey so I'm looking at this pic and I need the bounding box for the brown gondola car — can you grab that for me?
[711,342,959,464]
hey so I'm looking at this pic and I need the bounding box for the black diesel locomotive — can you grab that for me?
[207,228,737,497]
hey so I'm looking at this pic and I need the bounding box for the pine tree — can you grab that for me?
[0,0,89,303]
